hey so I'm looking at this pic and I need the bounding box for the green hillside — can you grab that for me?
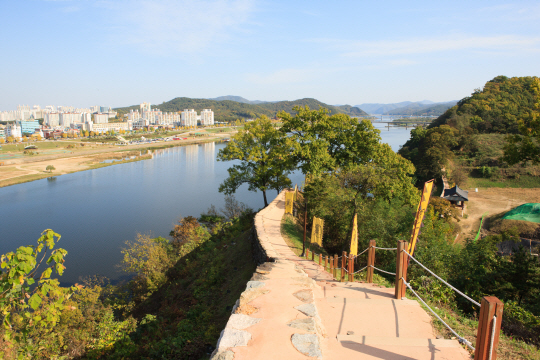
[398,76,540,185]
[115,97,368,122]
[387,101,457,116]
[429,76,538,133]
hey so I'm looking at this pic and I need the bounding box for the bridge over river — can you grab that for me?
[210,191,503,360]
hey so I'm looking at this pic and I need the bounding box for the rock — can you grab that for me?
[295,303,317,317]
[239,288,269,306]
[216,329,251,349]
[287,318,316,332]
[226,314,261,330]
[210,350,235,360]
[245,281,265,290]
[231,299,240,314]
[291,333,322,359]
[293,289,313,303]
[234,304,258,315]
[347,330,355,335]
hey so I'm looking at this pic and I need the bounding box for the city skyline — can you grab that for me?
[1,1,539,109]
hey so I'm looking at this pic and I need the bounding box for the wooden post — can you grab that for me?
[366,240,376,283]
[306,248,309,259]
[395,241,408,299]
[341,251,346,281]
[325,255,329,272]
[334,255,338,278]
[330,255,334,275]
[319,253,322,265]
[474,297,504,360]
[311,250,315,261]
[348,255,353,282]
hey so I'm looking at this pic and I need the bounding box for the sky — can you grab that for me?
[1,0,539,110]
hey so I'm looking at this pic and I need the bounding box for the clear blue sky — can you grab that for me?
[1,0,539,110]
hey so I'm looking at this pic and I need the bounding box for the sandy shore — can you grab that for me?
[0,131,232,188]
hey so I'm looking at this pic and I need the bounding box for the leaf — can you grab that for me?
[29,293,42,310]
[41,267,52,280]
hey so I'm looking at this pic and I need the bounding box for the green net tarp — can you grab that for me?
[501,203,540,223]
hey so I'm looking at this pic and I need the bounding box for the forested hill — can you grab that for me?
[386,101,457,116]
[114,97,368,122]
[429,76,538,134]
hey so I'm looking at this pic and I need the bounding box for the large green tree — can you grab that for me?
[217,116,294,207]
[278,106,382,175]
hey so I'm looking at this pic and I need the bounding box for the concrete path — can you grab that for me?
[213,191,472,360]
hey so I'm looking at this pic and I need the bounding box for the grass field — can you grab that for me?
[467,175,540,188]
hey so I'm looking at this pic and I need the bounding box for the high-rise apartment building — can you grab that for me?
[94,113,110,124]
[140,102,151,112]
[181,109,198,127]
[200,109,214,126]
[44,112,60,127]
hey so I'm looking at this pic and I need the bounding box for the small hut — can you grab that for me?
[442,185,468,209]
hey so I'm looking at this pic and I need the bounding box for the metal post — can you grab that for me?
[367,240,376,283]
[474,297,504,360]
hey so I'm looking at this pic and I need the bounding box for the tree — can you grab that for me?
[46,165,55,173]
[217,116,294,207]
[0,138,4,144]
[61,133,67,139]
[0,230,79,356]
[504,77,540,164]
[278,106,382,175]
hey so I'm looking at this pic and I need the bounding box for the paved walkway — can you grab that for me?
[214,192,472,360]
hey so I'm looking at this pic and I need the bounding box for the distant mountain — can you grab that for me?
[356,100,456,115]
[114,97,368,122]
[355,102,414,114]
[208,95,269,105]
[387,101,458,116]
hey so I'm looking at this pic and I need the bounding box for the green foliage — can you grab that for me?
[45,165,55,173]
[279,106,386,175]
[504,77,540,165]
[217,116,295,206]
[0,230,79,358]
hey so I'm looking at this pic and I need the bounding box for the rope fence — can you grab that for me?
[299,238,504,360]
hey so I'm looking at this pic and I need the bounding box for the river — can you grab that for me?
[0,123,410,285]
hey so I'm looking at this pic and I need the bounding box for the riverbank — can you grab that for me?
[0,130,234,188]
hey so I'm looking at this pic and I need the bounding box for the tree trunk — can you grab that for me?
[263,190,268,207]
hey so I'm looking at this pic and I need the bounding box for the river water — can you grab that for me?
[0,123,410,285]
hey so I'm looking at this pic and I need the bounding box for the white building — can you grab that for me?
[181,109,198,127]
[5,123,22,140]
[94,113,110,124]
[60,113,82,128]
[44,112,60,127]
[89,121,133,133]
[140,102,151,112]
[200,109,214,126]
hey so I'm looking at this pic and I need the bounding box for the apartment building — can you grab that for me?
[181,109,198,127]
[44,112,60,127]
[200,109,214,126]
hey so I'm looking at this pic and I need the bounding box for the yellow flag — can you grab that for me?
[285,191,294,214]
[350,213,358,256]
[408,179,434,257]
[317,218,324,246]
[310,217,324,246]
